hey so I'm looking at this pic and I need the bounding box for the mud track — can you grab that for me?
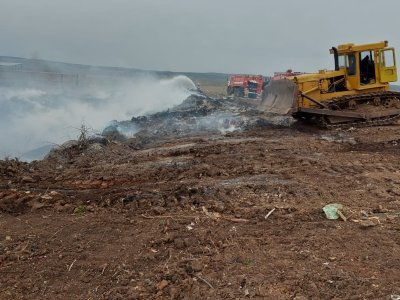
[1,106,400,299]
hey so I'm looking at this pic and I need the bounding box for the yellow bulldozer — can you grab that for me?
[260,41,400,127]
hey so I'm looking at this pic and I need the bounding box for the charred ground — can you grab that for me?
[1,81,400,299]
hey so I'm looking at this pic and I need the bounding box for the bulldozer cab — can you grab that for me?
[336,41,397,89]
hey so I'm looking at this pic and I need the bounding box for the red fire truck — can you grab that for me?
[227,75,264,99]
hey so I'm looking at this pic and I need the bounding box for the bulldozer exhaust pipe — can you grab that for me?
[332,47,339,71]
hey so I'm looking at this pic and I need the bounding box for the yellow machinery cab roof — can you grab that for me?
[331,41,389,54]
[293,41,393,83]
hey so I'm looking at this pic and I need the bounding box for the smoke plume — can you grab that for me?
[0,75,197,160]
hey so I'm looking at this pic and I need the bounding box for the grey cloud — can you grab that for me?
[0,0,399,75]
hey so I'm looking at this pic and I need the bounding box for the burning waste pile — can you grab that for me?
[102,93,249,141]
[50,83,295,160]
[48,90,292,161]
[46,91,262,161]
[101,91,294,144]
[0,74,293,161]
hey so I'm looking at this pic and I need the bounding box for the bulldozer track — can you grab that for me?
[326,91,400,107]
[320,114,400,129]
[319,91,400,129]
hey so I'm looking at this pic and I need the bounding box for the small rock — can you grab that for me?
[157,279,169,290]
[55,203,73,213]
[6,166,16,174]
[211,201,225,213]
[21,176,36,183]
[118,278,129,286]
[31,201,47,211]
[152,206,166,215]
[174,238,185,249]
[183,237,195,247]
[191,260,203,272]
[346,138,357,145]
[81,277,91,283]
[169,287,178,298]
[307,282,318,293]
[5,236,12,241]
[386,215,398,223]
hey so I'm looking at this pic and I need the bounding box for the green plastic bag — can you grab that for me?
[323,203,343,220]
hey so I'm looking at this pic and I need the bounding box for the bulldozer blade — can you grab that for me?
[259,79,298,115]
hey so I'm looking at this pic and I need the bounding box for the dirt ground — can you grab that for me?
[1,83,400,299]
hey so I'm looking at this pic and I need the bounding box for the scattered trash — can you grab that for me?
[41,194,53,200]
[353,217,380,228]
[323,203,346,220]
[264,207,276,219]
[202,206,221,220]
[68,259,77,272]
[193,274,214,289]
[337,210,347,221]
[186,222,195,231]
[320,133,357,145]
[391,295,400,300]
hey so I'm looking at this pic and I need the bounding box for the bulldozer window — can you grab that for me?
[346,53,356,76]
[338,55,345,68]
[382,49,395,67]
[359,51,376,84]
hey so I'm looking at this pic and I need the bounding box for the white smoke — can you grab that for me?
[113,75,197,117]
[0,75,197,160]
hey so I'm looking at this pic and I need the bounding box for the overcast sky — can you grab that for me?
[1,0,399,75]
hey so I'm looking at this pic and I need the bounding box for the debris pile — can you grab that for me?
[102,93,294,143]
